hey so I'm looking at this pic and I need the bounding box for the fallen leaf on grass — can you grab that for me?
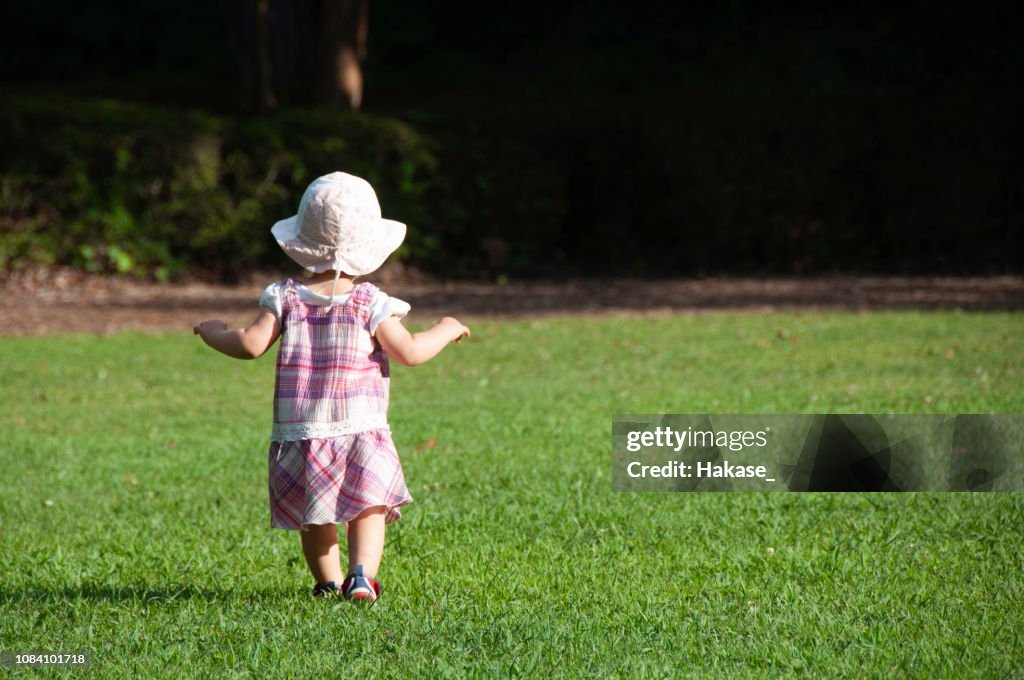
[415,438,437,451]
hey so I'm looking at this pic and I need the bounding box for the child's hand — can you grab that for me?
[436,316,471,344]
[193,320,228,338]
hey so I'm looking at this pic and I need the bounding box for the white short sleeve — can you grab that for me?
[259,282,284,320]
[369,290,411,335]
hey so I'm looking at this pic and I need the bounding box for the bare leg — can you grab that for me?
[300,524,344,585]
[346,505,386,578]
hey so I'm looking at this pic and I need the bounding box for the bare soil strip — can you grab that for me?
[2,267,1021,336]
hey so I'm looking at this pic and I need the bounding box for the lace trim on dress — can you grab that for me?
[271,413,390,442]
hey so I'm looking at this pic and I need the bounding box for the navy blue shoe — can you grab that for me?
[341,565,382,602]
[312,581,341,598]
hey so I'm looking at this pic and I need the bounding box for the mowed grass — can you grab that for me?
[1,311,1022,678]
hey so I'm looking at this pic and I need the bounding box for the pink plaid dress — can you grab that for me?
[263,279,412,530]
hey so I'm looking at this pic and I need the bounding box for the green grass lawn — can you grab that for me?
[1,311,1022,678]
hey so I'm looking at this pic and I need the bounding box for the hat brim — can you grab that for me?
[271,214,326,272]
[343,217,406,275]
[271,215,407,275]
[373,219,407,268]
[271,215,300,245]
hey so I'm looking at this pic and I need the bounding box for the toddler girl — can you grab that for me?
[194,172,469,602]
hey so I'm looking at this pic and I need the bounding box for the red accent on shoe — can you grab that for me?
[342,575,382,602]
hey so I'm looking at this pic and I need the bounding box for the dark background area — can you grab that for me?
[1,1,1021,280]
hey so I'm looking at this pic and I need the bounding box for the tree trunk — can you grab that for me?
[317,0,369,109]
[221,0,369,111]
[255,0,277,111]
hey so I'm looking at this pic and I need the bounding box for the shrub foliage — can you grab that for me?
[0,95,437,280]
[2,94,1020,279]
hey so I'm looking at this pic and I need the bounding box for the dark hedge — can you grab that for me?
[2,94,1021,279]
[0,95,437,280]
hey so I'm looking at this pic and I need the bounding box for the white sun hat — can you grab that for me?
[271,172,406,277]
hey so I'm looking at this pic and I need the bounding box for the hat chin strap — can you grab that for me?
[322,255,344,313]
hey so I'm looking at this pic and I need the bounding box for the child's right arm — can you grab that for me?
[375,316,470,366]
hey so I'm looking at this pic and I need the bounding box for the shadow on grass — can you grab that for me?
[0,583,295,604]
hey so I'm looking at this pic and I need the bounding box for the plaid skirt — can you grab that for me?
[268,429,413,530]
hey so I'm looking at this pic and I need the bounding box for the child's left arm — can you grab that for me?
[194,309,281,360]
